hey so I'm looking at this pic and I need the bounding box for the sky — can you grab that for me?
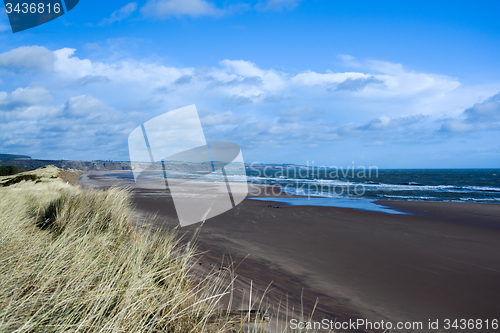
[0,0,500,168]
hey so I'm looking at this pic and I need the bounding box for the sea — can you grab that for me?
[123,167,500,204]
[110,167,500,214]
[245,167,500,203]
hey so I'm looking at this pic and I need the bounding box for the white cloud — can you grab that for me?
[0,46,55,72]
[359,115,392,130]
[337,54,361,68]
[63,95,115,118]
[291,60,460,105]
[219,59,285,90]
[52,47,186,87]
[0,105,60,121]
[69,75,112,88]
[199,110,238,126]
[367,60,460,98]
[335,76,384,91]
[440,92,500,133]
[0,86,53,110]
[99,2,138,25]
[463,92,500,123]
[0,46,461,113]
[2,45,497,161]
[53,48,94,77]
[440,120,477,133]
[291,71,367,86]
[0,94,146,160]
[141,0,223,18]
[200,109,435,149]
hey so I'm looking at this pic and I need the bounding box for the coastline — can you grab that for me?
[78,171,500,332]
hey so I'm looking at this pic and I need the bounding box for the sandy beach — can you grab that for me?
[79,171,500,332]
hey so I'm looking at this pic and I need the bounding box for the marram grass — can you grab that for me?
[0,167,234,332]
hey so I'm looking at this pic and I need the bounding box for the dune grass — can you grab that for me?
[0,167,235,332]
[0,166,327,333]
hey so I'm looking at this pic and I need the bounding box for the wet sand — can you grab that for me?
[79,171,500,332]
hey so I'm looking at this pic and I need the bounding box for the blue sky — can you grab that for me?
[1,0,500,168]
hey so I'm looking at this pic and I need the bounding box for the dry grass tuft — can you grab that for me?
[0,168,233,332]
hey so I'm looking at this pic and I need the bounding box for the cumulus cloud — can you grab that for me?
[0,86,53,111]
[69,75,112,88]
[204,116,339,148]
[174,75,193,85]
[292,61,459,104]
[356,115,426,131]
[223,95,253,106]
[292,71,357,86]
[463,92,500,123]
[367,60,461,100]
[199,109,434,149]
[214,59,285,101]
[199,110,238,126]
[335,76,384,91]
[141,0,222,18]
[51,47,188,92]
[99,2,138,25]
[207,76,263,89]
[53,48,94,77]
[11,46,458,112]
[0,94,146,160]
[0,105,60,122]
[440,120,477,133]
[440,92,500,132]
[0,46,55,72]
[337,54,361,68]
[63,95,116,118]
[356,115,392,130]
[1,45,486,160]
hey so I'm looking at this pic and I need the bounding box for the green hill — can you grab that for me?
[0,154,31,160]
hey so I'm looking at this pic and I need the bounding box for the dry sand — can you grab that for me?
[79,171,500,332]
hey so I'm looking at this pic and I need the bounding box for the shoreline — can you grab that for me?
[78,171,500,332]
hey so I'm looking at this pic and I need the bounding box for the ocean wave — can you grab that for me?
[251,177,500,194]
[381,195,439,200]
[134,171,500,202]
